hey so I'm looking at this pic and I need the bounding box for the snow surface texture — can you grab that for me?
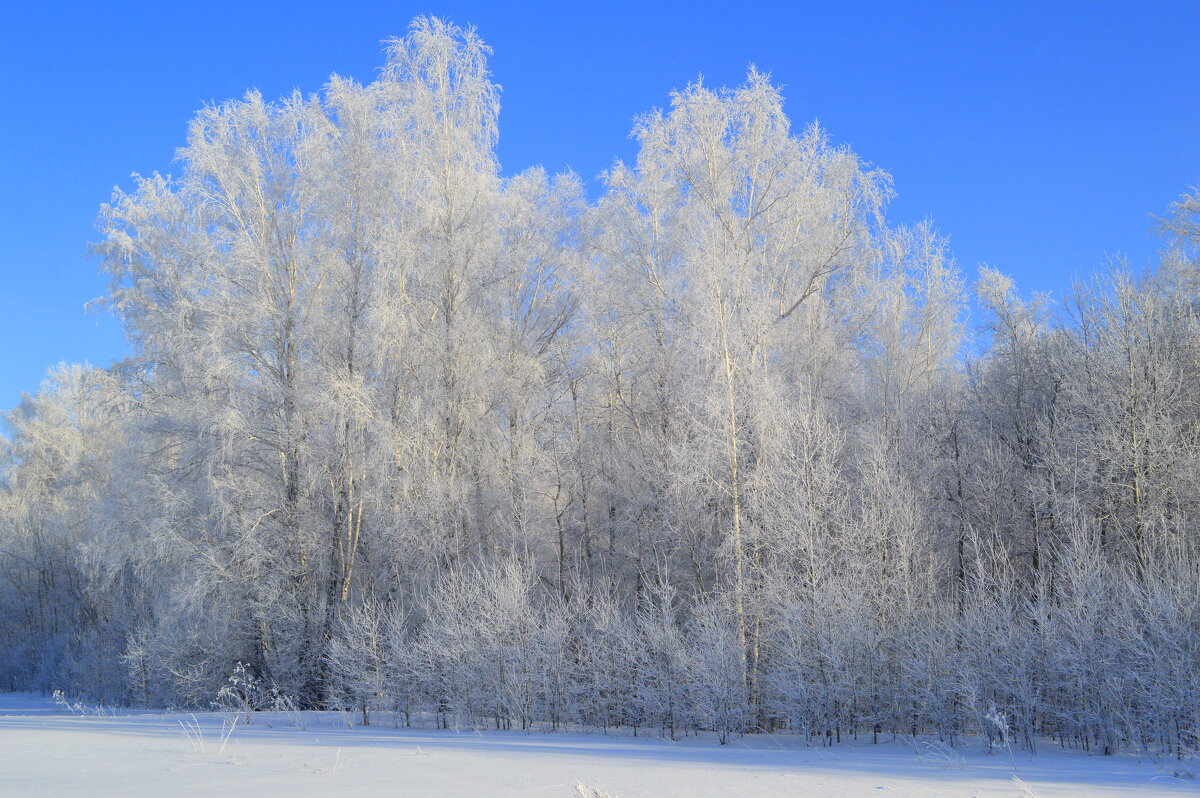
[0,695,1194,797]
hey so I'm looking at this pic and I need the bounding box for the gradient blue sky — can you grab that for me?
[2,1,1197,409]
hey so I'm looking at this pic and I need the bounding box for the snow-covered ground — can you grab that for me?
[0,694,1195,797]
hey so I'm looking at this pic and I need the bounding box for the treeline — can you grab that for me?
[2,17,1198,756]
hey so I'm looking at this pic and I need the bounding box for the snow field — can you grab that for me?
[0,694,1195,797]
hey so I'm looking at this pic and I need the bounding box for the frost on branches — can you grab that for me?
[2,16,1199,759]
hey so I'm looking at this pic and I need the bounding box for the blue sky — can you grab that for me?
[1,1,1197,409]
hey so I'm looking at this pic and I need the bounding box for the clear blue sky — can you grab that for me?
[2,1,1197,410]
